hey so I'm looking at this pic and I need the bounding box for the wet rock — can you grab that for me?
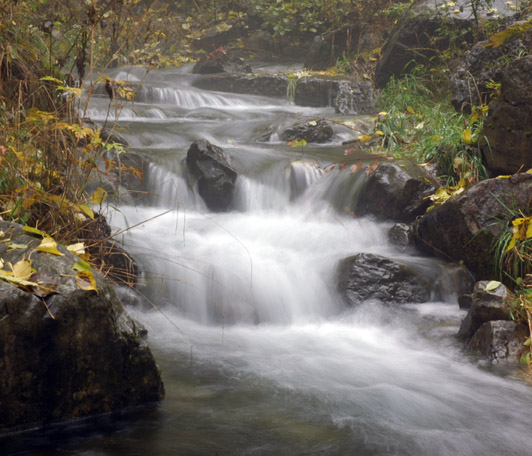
[192,54,252,75]
[248,30,272,51]
[295,76,377,114]
[191,21,247,51]
[413,173,532,279]
[185,140,238,212]
[192,73,289,98]
[387,223,413,251]
[356,161,440,223]
[480,56,532,175]
[468,320,528,363]
[192,73,377,113]
[0,221,164,432]
[458,293,474,310]
[450,35,529,113]
[336,253,432,306]
[458,281,514,340]
[281,119,334,144]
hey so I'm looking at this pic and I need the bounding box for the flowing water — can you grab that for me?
[7,65,532,455]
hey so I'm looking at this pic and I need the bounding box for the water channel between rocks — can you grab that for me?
[12,64,532,455]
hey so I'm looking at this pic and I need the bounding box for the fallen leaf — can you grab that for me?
[485,280,502,292]
[37,236,64,256]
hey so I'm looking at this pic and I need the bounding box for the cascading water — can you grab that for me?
[9,64,532,455]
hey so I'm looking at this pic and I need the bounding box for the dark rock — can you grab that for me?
[192,54,252,75]
[450,36,528,113]
[468,320,528,362]
[337,253,432,306]
[480,56,532,175]
[413,173,532,279]
[192,73,377,113]
[191,22,247,51]
[281,119,334,144]
[185,140,238,212]
[192,73,289,98]
[356,161,440,223]
[294,76,377,114]
[248,30,273,51]
[458,293,474,310]
[458,280,514,340]
[375,4,472,88]
[0,221,164,432]
[387,223,413,251]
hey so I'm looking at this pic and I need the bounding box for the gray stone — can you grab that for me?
[356,161,440,223]
[0,221,164,432]
[480,56,532,175]
[413,173,532,279]
[336,253,432,306]
[468,320,528,362]
[458,280,514,340]
[281,119,334,144]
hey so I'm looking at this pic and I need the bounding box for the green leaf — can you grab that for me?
[7,243,28,250]
[485,280,502,292]
[23,225,46,237]
[524,338,531,347]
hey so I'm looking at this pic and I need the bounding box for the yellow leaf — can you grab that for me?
[358,135,373,142]
[37,236,64,256]
[73,260,98,292]
[462,128,473,144]
[67,242,86,256]
[10,257,34,280]
[8,243,28,250]
[406,106,415,114]
[90,187,108,205]
[375,130,385,136]
[496,175,512,179]
[77,204,95,220]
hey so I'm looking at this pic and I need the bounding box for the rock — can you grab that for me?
[458,293,474,310]
[281,119,334,144]
[387,223,413,251]
[413,173,532,279]
[468,320,528,363]
[185,140,238,212]
[0,221,164,432]
[294,76,377,114]
[192,54,252,75]
[450,35,529,113]
[192,73,289,98]
[356,161,440,223]
[375,5,471,88]
[480,56,532,175]
[191,21,247,51]
[248,30,272,51]
[336,253,432,306]
[458,280,514,340]
[192,73,377,113]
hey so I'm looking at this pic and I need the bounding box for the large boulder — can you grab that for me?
[356,161,440,223]
[450,35,529,113]
[375,4,471,88]
[0,221,164,432]
[336,253,432,306]
[480,56,532,175]
[413,173,532,279]
[185,140,238,212]
[280,119,334,144]
[458,280,514,340]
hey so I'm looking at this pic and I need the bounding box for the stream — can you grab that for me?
[9,64,532,455]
